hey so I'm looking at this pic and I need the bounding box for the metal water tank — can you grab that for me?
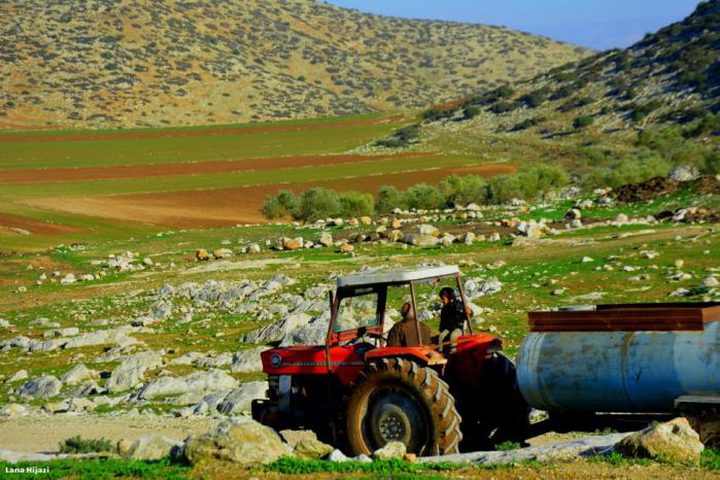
[517,321,720,413]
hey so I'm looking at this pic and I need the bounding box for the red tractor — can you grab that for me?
[252,266,528,456]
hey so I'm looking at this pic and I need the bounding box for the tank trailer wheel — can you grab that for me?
[346,358,462,456]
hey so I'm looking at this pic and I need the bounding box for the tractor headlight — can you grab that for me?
[270,354,282,368]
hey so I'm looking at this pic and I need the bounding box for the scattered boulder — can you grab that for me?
[182,417,291,466]
[615,417,704,465]
[402,233,439,247]
[339,243,354,253]
[106,351,163,393]
[317,232,333,248]
[416,224,439,237]
[327,449,349,462]
[216,381,268,414]
[244,312,312,344]
[196,249,210,261]
[62,327,136,350]
[459,232,475,245]
[230,347,265,373]
[6,369,28,384]
[670,165,700,182]
[61,364,98,386]
[373,441,406,460]
[18,376,62,399]
[138,369,237,400]
[0,403,29,418]
[124,435,183,461]
[213,248,233,260]
[281,237,303,251]
[702,275,719,288]
[280,430,333,460]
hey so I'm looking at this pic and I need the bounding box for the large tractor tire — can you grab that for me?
[346,358,462,456]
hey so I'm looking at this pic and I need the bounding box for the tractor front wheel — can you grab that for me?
[346,358,462,456]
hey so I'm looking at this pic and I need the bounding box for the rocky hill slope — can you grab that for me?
[0,0,587,129]
[418,0,720,142]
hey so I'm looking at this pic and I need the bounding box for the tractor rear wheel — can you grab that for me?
[346,358,462,456]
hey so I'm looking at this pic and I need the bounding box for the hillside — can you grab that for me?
[411,0,720,155]
[0,0,587,129]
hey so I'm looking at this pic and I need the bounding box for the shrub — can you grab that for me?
[463,105,480,120]
[487,174,525,204]
[582,153,671,189]
[402,184,444,210]
[376,124,421,148]
[439,175,487,206]
[422,108,453,122]
[293,187,340,221]
[261,189,297,219]
[573,115,594,129]
[630,100,662,122]
[339,191,374,218]
[490,101,515,114]
[700,147,720,174]
[487,164,569,203]
[59,436,114,454]
[520,164,569,195]
[511,117,545,132]
[519,87,550,108]
[261,196,285,219]
[376,186,404,214]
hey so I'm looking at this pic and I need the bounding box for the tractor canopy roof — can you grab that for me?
[336,265,460,288]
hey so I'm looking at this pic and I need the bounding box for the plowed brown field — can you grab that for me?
[27,163,516,228]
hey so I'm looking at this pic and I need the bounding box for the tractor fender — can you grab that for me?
[364,346,446,366]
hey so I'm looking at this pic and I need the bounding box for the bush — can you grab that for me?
[630,100,662,122]
[339,191,374,218]
[59,436,114,454]
[463,105,480,120]
[519,87,550,108]
[402,184,444,210]
[700,147,720,174]
[573,115,594,129]
[487,164,569,204]
[487,174,525,204]
[490,101,515,114]
[293,187,340,221]
[375,124,421,148]
[582,153,671,189]
[511,117,545,132]
[439,175,487,206]
[520,164,569,195]
[261,189,297,219]
[376,186,404,214]
[422,108,453,122]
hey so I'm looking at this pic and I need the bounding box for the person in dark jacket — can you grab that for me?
[387,302,431,347]
[438,287,472,353]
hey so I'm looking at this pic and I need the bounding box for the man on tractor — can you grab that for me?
[252,266,528,456]
[387,302,431,347]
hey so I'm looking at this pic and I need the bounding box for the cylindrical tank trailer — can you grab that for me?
[516,303,720,414]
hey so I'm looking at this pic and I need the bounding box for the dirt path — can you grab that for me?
[0,414,221,454]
